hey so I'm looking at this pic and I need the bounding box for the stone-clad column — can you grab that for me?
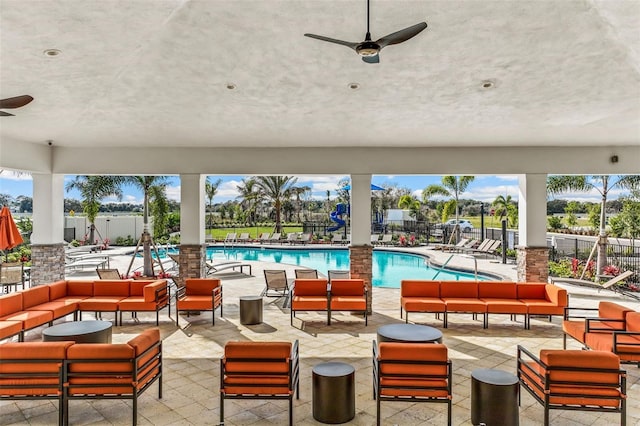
[30,173,65,285]
[349,175,373,313]
[350,245,373,314]
[517,174,549,282]
[177,174,206,286]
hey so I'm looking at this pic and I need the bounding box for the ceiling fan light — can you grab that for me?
[43,49,61,57]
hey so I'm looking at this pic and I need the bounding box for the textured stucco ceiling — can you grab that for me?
[1,0,639,150]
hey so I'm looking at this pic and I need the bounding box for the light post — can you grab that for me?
[106,219,110,243]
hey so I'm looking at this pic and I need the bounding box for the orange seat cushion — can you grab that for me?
[331,296,366,311]
[291,296,328,310]
[78,297,124,311]
[483,299,527,313]
[442,298,485,312]
[402,297,446,312]
[1,310,53,329]
[0,320,23,340]
[177,295,218,311]
[26,300,77,319]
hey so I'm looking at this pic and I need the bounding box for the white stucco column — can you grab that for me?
[31,173,65,244]
[30,173,65,284]
[179,174,206,244]
[178,174,206,281]
[350,174,372,245]
[517,173,549,282]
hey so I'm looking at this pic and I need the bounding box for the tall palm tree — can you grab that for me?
[423,176,475,241]
[65,176,123,245]
[253,176,299,233]
[123,176,169,277]
[236,178,259,223]
[491,194,517,226]
[205,177,222,228]
[398,194,422,219]
[292,185,310,223]
[547,175,640,275]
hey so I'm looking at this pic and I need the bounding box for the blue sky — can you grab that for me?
[0,172,631,205]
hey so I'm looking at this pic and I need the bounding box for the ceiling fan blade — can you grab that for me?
[376,22,427,49]
[304,34,359,50]
[362,55,380,64]
[0,95,34,109]
[0,111,15,117]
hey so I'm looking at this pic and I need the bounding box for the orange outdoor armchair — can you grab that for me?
[220,340,300,425]
[373,341,452,426]
[175,278,222,326]
[290,278,329,325]
[517,345,627,425]
[329,278,368,325]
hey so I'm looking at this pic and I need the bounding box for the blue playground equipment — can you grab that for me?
[328,203,348,231]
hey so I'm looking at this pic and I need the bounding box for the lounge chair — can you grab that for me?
[65,256,109,271]
[285,233,299,244]
[262,270,290,304]
[330,234,344,245]
[371,234,380,245]
[96,268,122,279]
[328,270,350,282]
[206,260,252,276]
[236,233,250,243]
[379,234,393,246]
[294,269,318,279]
[294,233,312,245]
[223,232,237,244]
[0,262,25,292]
[463,239,501,257]
[256,232,270,243]
[433,237,471,251]
[268,232,281,243]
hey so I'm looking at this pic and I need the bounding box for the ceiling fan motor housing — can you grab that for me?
[356,41,380,57]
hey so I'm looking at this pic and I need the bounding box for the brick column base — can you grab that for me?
[517,246,549,283]
[176,244,206,286]
[350,245,373,314]
[30,243,65,286]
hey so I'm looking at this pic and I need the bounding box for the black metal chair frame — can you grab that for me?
[119,282,170,326]
[174,283,222,326]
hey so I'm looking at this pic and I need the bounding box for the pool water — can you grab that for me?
[202,247,485,288]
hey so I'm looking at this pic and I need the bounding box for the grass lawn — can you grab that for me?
[205,226,303,241]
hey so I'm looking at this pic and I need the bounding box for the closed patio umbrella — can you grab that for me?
[0,205,24,252]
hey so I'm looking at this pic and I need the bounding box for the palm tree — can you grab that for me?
[236,178,259,223]
[65,176,123,245]
[423,176,475,241]
[253,176,299,233]
[492,194,517,226]
[292,185,310,223]
[123,176,169,277]
[547,175,640,275]
[398,194,422,219]
[205,177,222,228]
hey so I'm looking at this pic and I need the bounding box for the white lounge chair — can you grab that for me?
[205,260,252,276]
[237,233,250,243]
[371,234,380,245]
[268,232,281,244]
[223,233,237,244]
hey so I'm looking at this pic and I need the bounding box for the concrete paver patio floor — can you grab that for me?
[2,253,639,425]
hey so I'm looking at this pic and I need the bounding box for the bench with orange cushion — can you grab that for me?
[77,279,130,324]
[562,301,634,349]
[175,278,222,326]
[220,340,299,426]
[373,341,452,426]
[585,311,640,366]
[400,280,568,329]
[328,278,368,325]
[517,345,626,425]
[64,328,162,426]
[290,278,329,325]
[0,341,74,426]
[0,291,53,338]
[118,279,169,326]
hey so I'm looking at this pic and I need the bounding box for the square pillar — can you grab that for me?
[517,174,549,282]
[349,245,372,314]
[179,174,206,282]
[517,246,549,283]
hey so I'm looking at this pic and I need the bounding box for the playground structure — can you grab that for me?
[327,203,385,234]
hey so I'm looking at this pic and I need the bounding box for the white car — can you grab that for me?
[440,219,474,232]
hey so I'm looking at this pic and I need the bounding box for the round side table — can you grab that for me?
[471,368,519,426]
[239,295,263,325]
[42,320,113,343]
[377,323,443,344]
[312,361,355,424]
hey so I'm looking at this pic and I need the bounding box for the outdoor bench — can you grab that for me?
[0,328,162,426]
[290,278,367,326]
[400,280,568,329]
[0,279,169,341]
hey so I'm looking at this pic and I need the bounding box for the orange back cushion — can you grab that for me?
[540,349,620,385]
[93,280,130,297]
[128,328,161,370]
[21,285,50,309]
[401,280,440,298]
[598,301,633,320]
[294,279,328,296]
[224,341,291,374]
[331,279,364,296]
[185,278,221,295]
[0,293,22,316]
[129,280,150,296]
[478,282,517,299]
[67,343,134,373]
[517,283,546,299]
[440,281,478,298]
[626,312,640,332]
[379,343,448,377]
[67,281,94,296]
[48,281,68,300]
[0,341,74,375]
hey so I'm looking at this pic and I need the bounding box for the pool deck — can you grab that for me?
[4,245,639,425]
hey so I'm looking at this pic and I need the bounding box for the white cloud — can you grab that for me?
[0,171,32,181]
[165,185,181,201]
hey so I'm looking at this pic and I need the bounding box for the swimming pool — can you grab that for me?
[202,247,487,288]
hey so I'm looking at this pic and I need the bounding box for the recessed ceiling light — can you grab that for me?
[43,49,61,57]
[348,82,360,90]
[226,83,236,90]
[481,79,495,89]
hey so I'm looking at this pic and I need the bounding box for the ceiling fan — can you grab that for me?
[304,0,427,63]
[0,95,34,116]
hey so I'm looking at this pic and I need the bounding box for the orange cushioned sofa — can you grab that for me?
[0,328,162,426]
[0,279,169,341]
[290,278,368,326]
[401,280,568,329]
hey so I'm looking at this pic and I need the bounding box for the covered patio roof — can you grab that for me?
[1,0,638,175]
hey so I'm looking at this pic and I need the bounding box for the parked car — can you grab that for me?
[436,219,474,232]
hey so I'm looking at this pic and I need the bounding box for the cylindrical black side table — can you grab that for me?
[312,361,355,424]
[239,296,263,325]
[471,368,519,426]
